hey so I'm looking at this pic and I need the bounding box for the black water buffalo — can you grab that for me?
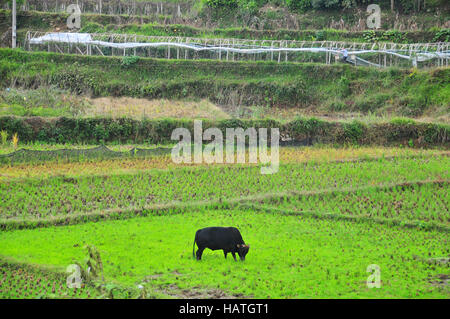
[193,227,250,261]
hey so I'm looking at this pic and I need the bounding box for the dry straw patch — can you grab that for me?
[88,97,230,120]
[0,147,446,180]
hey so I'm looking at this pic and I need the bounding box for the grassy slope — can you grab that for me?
[1,49,449,117]
[1,8,448,42]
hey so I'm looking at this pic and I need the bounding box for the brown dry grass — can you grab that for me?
[88,97,230,120]
[0,146,446,180]
[242,106,450,124]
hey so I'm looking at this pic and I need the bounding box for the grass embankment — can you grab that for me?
[0,49,448,118]
[1,116,448,147]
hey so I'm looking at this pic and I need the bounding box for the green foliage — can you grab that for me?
[0,153,449,221]
[259,181,449,227]
[353,93,390,113]
[0,49,447,125]
[121,55,140,67]
[2,0,25,5]
[390,117,416,125]
[382,30,405,43]
[286,0,311,12]
[204,0,238,9]
[311,0,341,10]
[0,87,89,117]
[337,76,351,98]
[432,29,450,42]
[0,130,7,145]
[314,30,326,41]
[328,99,346,111]
[80,22,106,34]
[343,120,365,144]
[76,245,105,283]
[237,0,259,14]
[363,30,379,43]
[0,8,439,43]
[284,116,330,143]
[0,115,448,146]
[0,1,449,301]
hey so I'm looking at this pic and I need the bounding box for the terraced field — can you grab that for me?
[0,1,449,300]
[1,152,448,220]
[0,146,448,298]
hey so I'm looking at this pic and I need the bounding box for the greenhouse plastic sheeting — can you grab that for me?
[29,33,450,62]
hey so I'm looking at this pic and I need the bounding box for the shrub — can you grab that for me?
[328,100,346,112]
[432,29,450,42]
[283,117,330,143]
[0,117,447,146]
[237,0,259,14]
[363,30,379,43]
[80,22,105,34]
[354,93,388,113]
[337,76,351,98]
[286,0,311,12]
[311,0,340,10]
[121,56,140,67]
[424,123,449,144]
[204,0,238,9]
[398,95,427,117]
[343,121,365,144]
[382,30,405,43]
[314,30,325,41]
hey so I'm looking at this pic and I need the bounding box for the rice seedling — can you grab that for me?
[0,155,448,220]
[0,144,447,299]
[0,209,448,298]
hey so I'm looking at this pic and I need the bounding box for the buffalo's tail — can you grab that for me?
[192,235,196,258]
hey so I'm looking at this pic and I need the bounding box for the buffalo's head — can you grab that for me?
[237,244,250,261]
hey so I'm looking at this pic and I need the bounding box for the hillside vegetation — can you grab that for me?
[1,9,449,45]
[1,49,448,119]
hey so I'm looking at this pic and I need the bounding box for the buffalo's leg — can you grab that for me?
[196,247,205,260]
[231,252,237,261]
[223,250,228,259]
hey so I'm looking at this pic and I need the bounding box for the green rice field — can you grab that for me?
[0,147,449,298]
